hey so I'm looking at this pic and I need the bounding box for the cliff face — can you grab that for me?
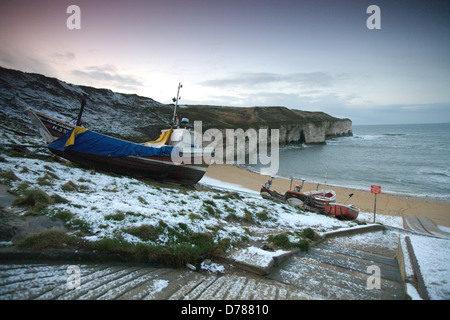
[281,119,353,144]
[0,66,352,144]
[180,106,352,145]
[287,109,353,144]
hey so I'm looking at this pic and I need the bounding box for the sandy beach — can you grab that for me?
[205,164,450,228]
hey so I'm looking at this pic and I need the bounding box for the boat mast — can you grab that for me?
[172,83,182,127]
[76,98,86,127]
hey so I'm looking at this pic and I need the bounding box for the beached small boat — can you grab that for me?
[25,109,75,143]
[285,189,336,209]
[260,186,285,202]
[260,177,285,202]
[26,83,210,185]
[45,127,208,185]
[324,203,359,220]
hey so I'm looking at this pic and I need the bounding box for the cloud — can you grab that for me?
[51,52,76,61]
[71,65,143,92]
[194,71,356,109]
[0,47,59,78]
[199,72,334,88]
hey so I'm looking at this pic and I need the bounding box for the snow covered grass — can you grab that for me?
[0,151,356,243]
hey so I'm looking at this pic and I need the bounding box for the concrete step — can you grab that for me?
[297,247,402,283]
[0,262,316,300]
[268,234,405,300]
[164,272,316,300]
[0,230,408,300]
[317,241,399,268]
[270,255,403,299]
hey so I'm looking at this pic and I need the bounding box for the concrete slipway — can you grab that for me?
[2,224,439,301]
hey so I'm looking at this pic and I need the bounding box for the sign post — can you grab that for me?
[371,185,381,223]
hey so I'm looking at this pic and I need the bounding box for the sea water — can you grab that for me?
[247,123,450,200]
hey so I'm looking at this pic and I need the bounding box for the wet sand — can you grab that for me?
[204,164,450,228]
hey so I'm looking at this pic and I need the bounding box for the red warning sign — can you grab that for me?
[371,185,381,194]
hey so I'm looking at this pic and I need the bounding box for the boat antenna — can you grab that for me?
[172,83,182,127]
[320,164,328,194]
[344,193,354,204]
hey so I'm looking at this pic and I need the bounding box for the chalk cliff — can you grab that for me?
[178,106,352,145]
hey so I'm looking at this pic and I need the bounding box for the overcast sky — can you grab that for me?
[1,0,449,125]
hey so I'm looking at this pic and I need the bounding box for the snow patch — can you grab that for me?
[229,246,289,268]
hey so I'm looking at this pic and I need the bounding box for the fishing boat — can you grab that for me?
[260,177,285,202]
[26,83,210,185]
[260,186,285,202]
[25,109,75,143]
[324,203,359,220]
[285,189,336,209]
